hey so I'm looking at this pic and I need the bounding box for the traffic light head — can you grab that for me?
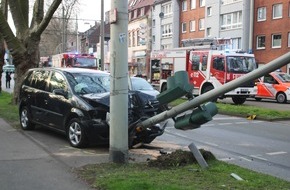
[157,71,193,105]
[174,102,218,130]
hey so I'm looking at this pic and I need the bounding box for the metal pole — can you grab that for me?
[62,3,65,53]
[109,0,129,163]
[100,0,105,70]
[140,52,290,128]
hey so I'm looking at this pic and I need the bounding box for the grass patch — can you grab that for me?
[169,98,290,121]
[0,91,19,127]
[76,159,290,190]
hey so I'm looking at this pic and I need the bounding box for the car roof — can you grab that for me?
[28,67,109,75]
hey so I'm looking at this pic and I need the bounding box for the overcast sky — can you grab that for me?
[78,0,111,32]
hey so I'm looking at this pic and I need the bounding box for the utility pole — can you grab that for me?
[62,2,65,53]
[109,0,129,163]
[100,0,105,70]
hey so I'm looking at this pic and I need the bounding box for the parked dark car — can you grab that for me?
[130,76,160,97]
[19,68,164,148]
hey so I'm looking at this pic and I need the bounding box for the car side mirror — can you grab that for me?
[53,89,68,98]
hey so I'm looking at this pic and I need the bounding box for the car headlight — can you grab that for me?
[106,112,110,125]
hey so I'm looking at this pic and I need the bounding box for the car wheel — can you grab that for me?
[20,106,35,130]
[276,92,286,103]
[232,96,246,105]
[66,118,88,148]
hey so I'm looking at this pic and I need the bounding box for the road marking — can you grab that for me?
[250,154,268,161]
[239,156,252,162]
[203,141,218,147]
[219,157,235,161]
[218,123,232,125]
[175,132,187,138]
[213,117,240,120]
[266,151,287,156]
[235,122,249,124]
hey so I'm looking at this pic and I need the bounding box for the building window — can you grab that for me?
[132,31,136,47]
[232,38,241,50]
[200,0,205,7]
[152,35,155,44]
[273,4,282,19]
[162,23,172,37]
[221,0,242,5]
[137,30,140,46]
[221,11,242,30]
[190,20,196,32]
[207,7,212,16]
[128,32,131,47]
[162,3,172,16]
[140,8,145,16]
[272,34,282,48]
[182,0,187,11]
[257,7,266,21]
[288,32,290,47]
[152,19,155,27]
[206,27,211,37]
[191,0,196,9]
[134,9,137,18]
[257,36,266,49]
[289,2,290,17]
[182,22,187,33]
[199,18,204,30]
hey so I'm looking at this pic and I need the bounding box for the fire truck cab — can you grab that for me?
[51,53,97,69]
[188,50,257,104]
[150,48,257,105]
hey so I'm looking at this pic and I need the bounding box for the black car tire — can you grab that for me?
[20,106,35,130]
[66,118,88,148]
[232,96,246,105]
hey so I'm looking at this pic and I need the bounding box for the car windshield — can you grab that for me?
[73,57,97,67]
[226,56,256,73]
[67,72,110,94]
[276,73,290,82]
[131,77,154,91]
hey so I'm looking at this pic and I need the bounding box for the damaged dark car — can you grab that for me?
[18,68,164,148]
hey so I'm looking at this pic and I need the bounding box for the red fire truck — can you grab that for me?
[150,48,257,104]
[51,53,98,69]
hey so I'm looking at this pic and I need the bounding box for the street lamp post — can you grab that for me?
[100,0,105,70]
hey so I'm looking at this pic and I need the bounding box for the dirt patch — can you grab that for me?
[147,149,216,168]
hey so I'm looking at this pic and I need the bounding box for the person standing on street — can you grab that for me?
[5,72,11,88]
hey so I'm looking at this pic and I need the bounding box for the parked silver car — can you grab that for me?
[3,64,15,73]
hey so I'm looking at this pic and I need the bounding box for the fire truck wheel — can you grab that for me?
[276,92,287,103]
[202,85,217,102]
[161,83,167,92]
[232,96,246,105]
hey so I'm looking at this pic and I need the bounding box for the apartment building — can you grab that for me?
[253,0,290,73]
[179,0,205,47]
[128,0,154,77]
[151,0,180,50]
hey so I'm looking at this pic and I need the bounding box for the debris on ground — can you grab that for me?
[147,149,216,168]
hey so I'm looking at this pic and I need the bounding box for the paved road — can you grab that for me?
[157,115,290,182]
[218,97,289,111]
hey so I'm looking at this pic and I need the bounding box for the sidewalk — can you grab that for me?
[0,117,167,190]
[0,118,95,190]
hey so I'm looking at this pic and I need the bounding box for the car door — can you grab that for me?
[29,70,50,124]
[45,71,72,130]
